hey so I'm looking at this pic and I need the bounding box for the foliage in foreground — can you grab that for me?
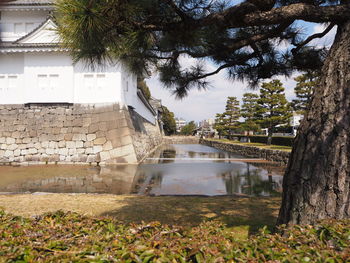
[0,210,349,262]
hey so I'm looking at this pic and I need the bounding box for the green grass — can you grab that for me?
[209,139,292,152]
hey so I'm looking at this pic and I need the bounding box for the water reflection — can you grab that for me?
[0,144,285,196]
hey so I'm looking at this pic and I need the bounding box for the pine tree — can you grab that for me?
[292,72,318,114]
[213,113,227,139]
[240,93,260,137]
[256,80,292,145]
[57,0,350,225]
[223,97,240,137]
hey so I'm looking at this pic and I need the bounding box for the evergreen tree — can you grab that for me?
[240,93,260,137]
[180,121,196,136]
[223,97,240,137]
[161,106,176,136]
[256,80,292,145]
[56,0,350,225]
[213,113,227,139]
[292,72,318,114]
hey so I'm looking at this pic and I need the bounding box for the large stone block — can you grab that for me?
[0,144,7,150]
[82,117,92,127]
[120,144,135,156]
[59,148,68,155]
[103,141,113,151]
[86,147,93,154]
[93,145,103,154]
[87,134,96,142]
[4,150,13,157]
[28,148,38,154]
[76,141,84,148]
[88,123,99,133]
[98,122,108,131]
[66,141,76,149]
[64,134,73,141]
[6,137,15,144]
[7,144,18,151]
[13,149,21,157]
[121,135,133,146]
[72,134,87,141]
[109,148,122,158]
[99,151,111,161]
[46,148,55,155]
[93,137,107,145]
[49,141,58,148]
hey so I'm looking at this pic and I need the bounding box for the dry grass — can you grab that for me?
[0,194,280,238]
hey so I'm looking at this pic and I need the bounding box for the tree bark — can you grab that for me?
[277,21,350,225]
[267,128,273,145]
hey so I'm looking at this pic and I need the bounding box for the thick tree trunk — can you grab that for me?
[277,21,350,225]
[267,128,273,145]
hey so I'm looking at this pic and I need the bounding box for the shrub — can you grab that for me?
[0,210,349,262]
[232,135,294,147]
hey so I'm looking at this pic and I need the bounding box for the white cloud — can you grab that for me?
[309,23,337,48]
[147,62,297,122]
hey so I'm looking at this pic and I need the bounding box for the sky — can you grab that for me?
[146,22,337,122]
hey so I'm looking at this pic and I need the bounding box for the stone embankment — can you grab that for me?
[0,103,162,165]
[163,136,200,144]
[201,139,290,165]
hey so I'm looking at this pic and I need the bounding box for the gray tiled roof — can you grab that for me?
[1,0,54,5]
[0,42,59,47]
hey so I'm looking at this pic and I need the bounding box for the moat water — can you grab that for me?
[0,144,285,196]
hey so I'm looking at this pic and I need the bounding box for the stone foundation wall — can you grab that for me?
[129,108,163,161]
[0,103,162,165]
[163,136,199,144]
[201,139,290,165]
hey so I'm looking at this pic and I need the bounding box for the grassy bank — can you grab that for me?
[0,209,349,262]
[208,139,292,152]
[0,194,280,239]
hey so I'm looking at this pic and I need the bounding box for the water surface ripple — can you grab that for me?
[0,144,285,196]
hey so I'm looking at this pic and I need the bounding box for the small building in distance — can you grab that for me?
[198,118,215,137]
[175,118,187,133]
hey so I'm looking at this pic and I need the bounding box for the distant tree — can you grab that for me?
[292,72,319,114]
[137,79,151,100]
[161,106,176,136]
[213,113,227,139]
[256,80,292,145]
[240,93,260,138]
[180,121,196,136]
[223,97,240,137]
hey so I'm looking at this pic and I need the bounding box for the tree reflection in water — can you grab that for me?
[0,144,285,196]
[221,163,283,196]
[132,171,163,195]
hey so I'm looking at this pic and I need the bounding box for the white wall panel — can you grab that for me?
[0,53,24,104]
[73,61,122,103]
[24,52,74,103]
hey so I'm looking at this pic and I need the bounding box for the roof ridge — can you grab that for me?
[1,0,55,6]
[14,16,54,43]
